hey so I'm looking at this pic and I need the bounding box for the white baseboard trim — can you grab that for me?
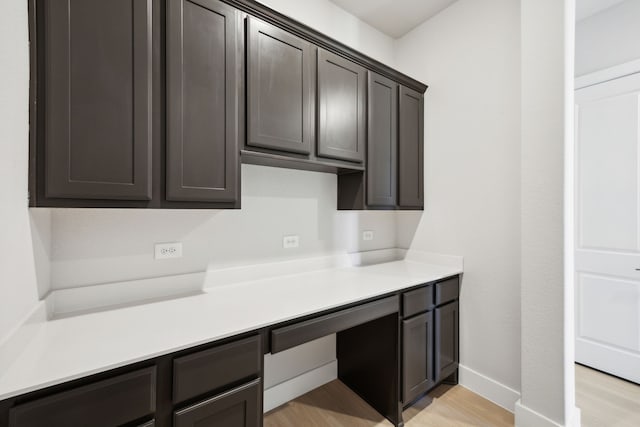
[263,360,337,413]
[515,400,562,427]
[458,365,520,412]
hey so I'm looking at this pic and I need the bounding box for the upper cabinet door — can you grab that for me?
[246,17,315,155]
[44,0,152,200]
[166,0,239,202]
[317,49,366,163]
[367,72,397,207]
[398,86,424,208]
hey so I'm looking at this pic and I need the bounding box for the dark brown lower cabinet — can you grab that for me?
[435,301,459,382]
[402,311,435,405]
[174,379,261,427]
[7,367,156,427]
[401,277,459,406]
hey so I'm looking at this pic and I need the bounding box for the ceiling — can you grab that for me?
[329,0,629,38]
[329,0,459,39]
[576,0,627,20]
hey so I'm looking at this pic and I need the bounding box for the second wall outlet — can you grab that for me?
[155,242,183,259]
[362,230,374,241]
[283,235,299,249]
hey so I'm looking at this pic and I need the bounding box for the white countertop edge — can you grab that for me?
[0,251,463,401]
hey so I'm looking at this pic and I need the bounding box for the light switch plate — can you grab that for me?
[155,242,183,259]
[362,230,374,241]
[283,235,299,249]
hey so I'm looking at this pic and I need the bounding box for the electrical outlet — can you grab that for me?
[362,230,374,241]
[283,235,299,249]
[155,242,183,259]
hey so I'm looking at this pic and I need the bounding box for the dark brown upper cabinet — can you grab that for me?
[166,0,239,203]
[42,0,153,201]
[367,72,398,207]
[398,86,424,208]
[246,17,315,155]
[317,49,366,163]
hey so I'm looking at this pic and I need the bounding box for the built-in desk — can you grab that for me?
[0,256,462,427]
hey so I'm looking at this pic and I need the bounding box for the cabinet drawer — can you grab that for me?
[173,335,261,404]
[271,296,399,353]
[174,379,261,427]
[9,367,156,427]
[403,285,434,318]
[435,276,460,306]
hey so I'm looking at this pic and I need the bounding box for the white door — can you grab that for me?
[575,72,640,384]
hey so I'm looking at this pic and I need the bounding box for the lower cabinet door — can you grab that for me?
[402,311,435,405]
[435,301,459,381]
[174,379,261,427]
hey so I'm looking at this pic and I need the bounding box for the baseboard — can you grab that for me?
[515,400,566,427]
[263,360,337,413]
[458,365,520,412]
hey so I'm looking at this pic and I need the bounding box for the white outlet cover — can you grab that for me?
[283,235,299,249]
[363,230,374,241]
[155,242,183,259]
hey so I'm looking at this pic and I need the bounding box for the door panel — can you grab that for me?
[166,0,238,202]
[45,0,152,200]
[317,49,366,163]
[246,17,315,155]
[578,92,638,251]
[575,71,640,383]
[367,72,397,207]
[398,86,424,208]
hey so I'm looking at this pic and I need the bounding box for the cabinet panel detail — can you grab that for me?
[173,335,261,404]
[402,311,435,404]
[8,367,156,427]
[398,86,424,208]
[367,72,398,207]
[317,49,366,163]
[247,17,315,155]
[44,0,153,200]
[435,301,459,381]
[173,379,261,427]
[167,0,239,202]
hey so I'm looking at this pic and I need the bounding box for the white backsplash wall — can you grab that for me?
[49,164,397,290]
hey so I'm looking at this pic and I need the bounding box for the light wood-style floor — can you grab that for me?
[264,380,514,427]
[265,365,640,427]
[576,364,640,427]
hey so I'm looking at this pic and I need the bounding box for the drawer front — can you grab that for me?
[402,285,434,318]
[435,276,460,306]
[271,295,399,353]
[174,379,261,427]
[138,420,155,427]
[173,335,261,404]
[9,367,156,427]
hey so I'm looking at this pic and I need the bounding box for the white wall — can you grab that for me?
[50,165,397,289]
[575,0,640,76]
[517,0,576,426]
[0,1,41,343]
[394,0,522,405]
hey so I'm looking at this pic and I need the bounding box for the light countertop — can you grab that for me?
[0,257,461,401]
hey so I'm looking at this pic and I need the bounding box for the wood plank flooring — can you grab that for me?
[264,380,514,427]
[576,364,640,427]
[265,365,640,426]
